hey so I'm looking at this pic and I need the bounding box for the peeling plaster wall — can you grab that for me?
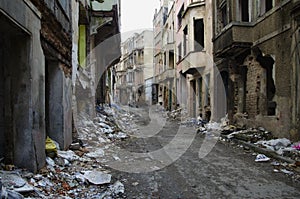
[46,62,72,150]
[0,0,46,172]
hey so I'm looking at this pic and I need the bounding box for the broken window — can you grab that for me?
[183,26,188,56]
[178,43,182,62]
[258,0,274,16]
[177,5,184,29]
[169,50,174,69]
[239,0,250,22]
[265,0,273,12]
[221,3,228,27]
[194,18,204,51]
[256,53,276,116]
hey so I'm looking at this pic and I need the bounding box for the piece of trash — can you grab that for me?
[75,173,86,184]
[132,182,139,186]
[113,155,121,161]
[270,161,280,166]
[46,157,55,167]
[45,136,58,158]
[280,169,294,175]
[85,149,105,158]
[14,183,34,193]
[1,187,24,199]
[255,154,270,162]
[292,143,300,150]
[0,172,27,188]
[109,181,125,195]
[69,142,81,150]
[273,169,279,172]
[83,171,111,185]
[57,150,79,162]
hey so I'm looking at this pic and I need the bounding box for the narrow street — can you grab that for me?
[108,107,300,199]
[1,1,300,199]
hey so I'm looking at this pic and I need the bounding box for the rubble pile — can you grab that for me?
[0,105,132,199]
[219,119,300,181]
[174,112,300,181]
[166,108,182,120]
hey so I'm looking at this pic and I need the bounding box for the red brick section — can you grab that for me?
[245,55,263,119]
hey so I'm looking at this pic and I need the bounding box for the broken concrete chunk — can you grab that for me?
[46,157,55,167]
[13,183,34,193]
[0,171,27,188]
[57,150,79,162]
[109,181,125,195]
[83,171,111,185]
[85,149,105,158]
[98,122,112,129]
[69,143,81,150]
[255,154,270,162]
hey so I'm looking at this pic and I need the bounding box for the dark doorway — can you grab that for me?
[0,13,30,164]
[191,80,197,117]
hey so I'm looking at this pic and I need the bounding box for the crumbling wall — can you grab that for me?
[244,55,264,118]
[0,0,46,172]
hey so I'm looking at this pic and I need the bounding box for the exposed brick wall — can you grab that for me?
[244,55,263,118]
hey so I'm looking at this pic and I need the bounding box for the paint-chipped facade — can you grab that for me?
[0,0,121,173]
[213,0,300,140]
[0,0,73,172]
[153,0,177,111]
[174,0,219,120]
[114,31,154,107]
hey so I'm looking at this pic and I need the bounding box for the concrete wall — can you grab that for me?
[0,0,46,172]
[46,62,72,150]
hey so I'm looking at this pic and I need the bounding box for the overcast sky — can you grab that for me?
[120,0,160,33]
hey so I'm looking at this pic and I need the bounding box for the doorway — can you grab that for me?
[0,13,30,164]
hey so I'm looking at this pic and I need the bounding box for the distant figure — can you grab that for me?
[197,113,207,127]
[105,85,111,107]
[204,105,211,122]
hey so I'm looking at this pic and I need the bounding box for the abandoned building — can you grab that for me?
[0,0,73,172]
[213,0,300,140]
[153,0,176,111]
[75,0,121,119]
[152,0,224,121]
[114,30,154,106]
[0,0,121,173]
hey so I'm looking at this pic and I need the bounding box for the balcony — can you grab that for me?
[158,68,175,82]
[180,51,207,75]
[213,23,253,58]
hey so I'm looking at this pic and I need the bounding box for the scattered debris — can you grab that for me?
[280,169,294,175]
[255,154,270,162]
[83,171,112,185]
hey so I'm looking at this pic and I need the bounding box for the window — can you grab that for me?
[183,26,188,56]
[221,3,228,27]
[239,0,249,22]
[169,51,174,69]
[177,5,184,29]
[265,0,273,12]
[194,19,204,51]
[258,0,274,16]
[178,43,182,62]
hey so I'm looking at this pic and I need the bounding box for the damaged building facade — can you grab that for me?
[153,0,177,111]
[114,30,154,106]
[0,0,120,173]
[0,0,73,172]
[153,0,219,120]
[213,0,300,139]
[74,0,121,119]
[175,0,218,119]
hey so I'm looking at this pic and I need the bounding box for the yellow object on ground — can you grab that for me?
[45,136,57,157]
